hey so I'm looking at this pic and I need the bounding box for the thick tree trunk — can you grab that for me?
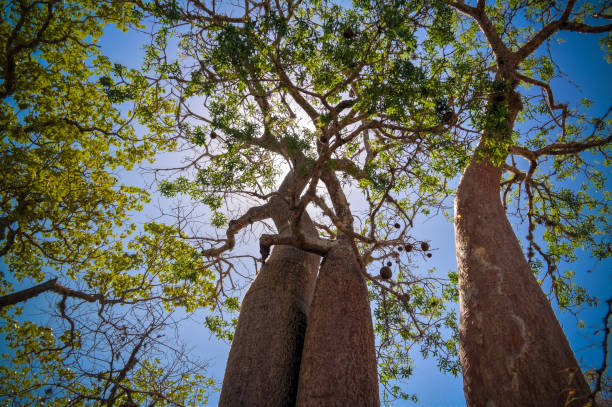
[218,204,320,407]
[454,158,592,407]
[296,241,380,407]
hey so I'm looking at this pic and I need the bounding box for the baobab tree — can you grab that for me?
[442,1,612,405]
[138,0,464,404]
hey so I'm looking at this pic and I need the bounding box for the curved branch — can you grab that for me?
[200,202,273,257]
[259,232,336,256]
[0,278,127,308]
[509,130,612,161]
[513,0,576,64]
[311,195,375,245]
[536,133,612,156]
[560,20,612,33]
[446,1,511,61]
[190,0,248,23]
[271,57,319,121]
[515,1,612,64]
[515,72,568,128]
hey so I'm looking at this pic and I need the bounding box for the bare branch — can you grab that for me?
[515,72,568,128]
[201,202,272,257]
[561,20,612,34]
[0,278,60,307]
[259,232,336,255]
[591,297,612,402]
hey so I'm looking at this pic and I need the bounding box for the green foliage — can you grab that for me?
[429,3,455,45]
[552,269,597,310]
[372,269,460,405]
[204,315,237,342]
[0,1,216,404]
[0,0,167,282]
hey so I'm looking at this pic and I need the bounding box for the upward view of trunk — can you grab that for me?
[296,240,380,407]
[454,156,592,407]
[218,198,320,407]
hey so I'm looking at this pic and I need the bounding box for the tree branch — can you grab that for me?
[200,202,273,257]
[514,0,612,64]
[591,297,612,402]
[259,232,336,255]
[446,1,511,61]
[536,133,612,156]
[515,72,568,127]
[271,57,320,121]
[0,278,60,307]
[321,168,355,233]
[560,20,612,34]
[509,133,612,160]
[0,278,139,308]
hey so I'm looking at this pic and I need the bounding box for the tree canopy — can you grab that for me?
[1,0,611,405]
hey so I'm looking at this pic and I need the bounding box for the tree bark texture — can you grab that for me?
[296,241,380,407]
[454,158,592,407]
[218,204,320,407]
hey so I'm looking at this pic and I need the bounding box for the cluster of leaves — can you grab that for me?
[0,0,167,286]
[373,269,459,403]
[0,0,221,404]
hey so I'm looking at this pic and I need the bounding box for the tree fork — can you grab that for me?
[454,156,592,407]
[296,241,380,406]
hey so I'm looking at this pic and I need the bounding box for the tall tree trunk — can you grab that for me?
[218,200,320,407]
[296,241,380,406]
[454,157,592,407]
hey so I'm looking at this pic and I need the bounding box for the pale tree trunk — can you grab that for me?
[218,197,320,406]
[454,155,592,406]
[296,240,380,406]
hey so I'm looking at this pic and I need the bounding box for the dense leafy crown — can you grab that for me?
[140,0,473,401]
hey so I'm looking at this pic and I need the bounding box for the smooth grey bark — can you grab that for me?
[296,241,380,407]
[218,185,320,406]
[454,154,592,407]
